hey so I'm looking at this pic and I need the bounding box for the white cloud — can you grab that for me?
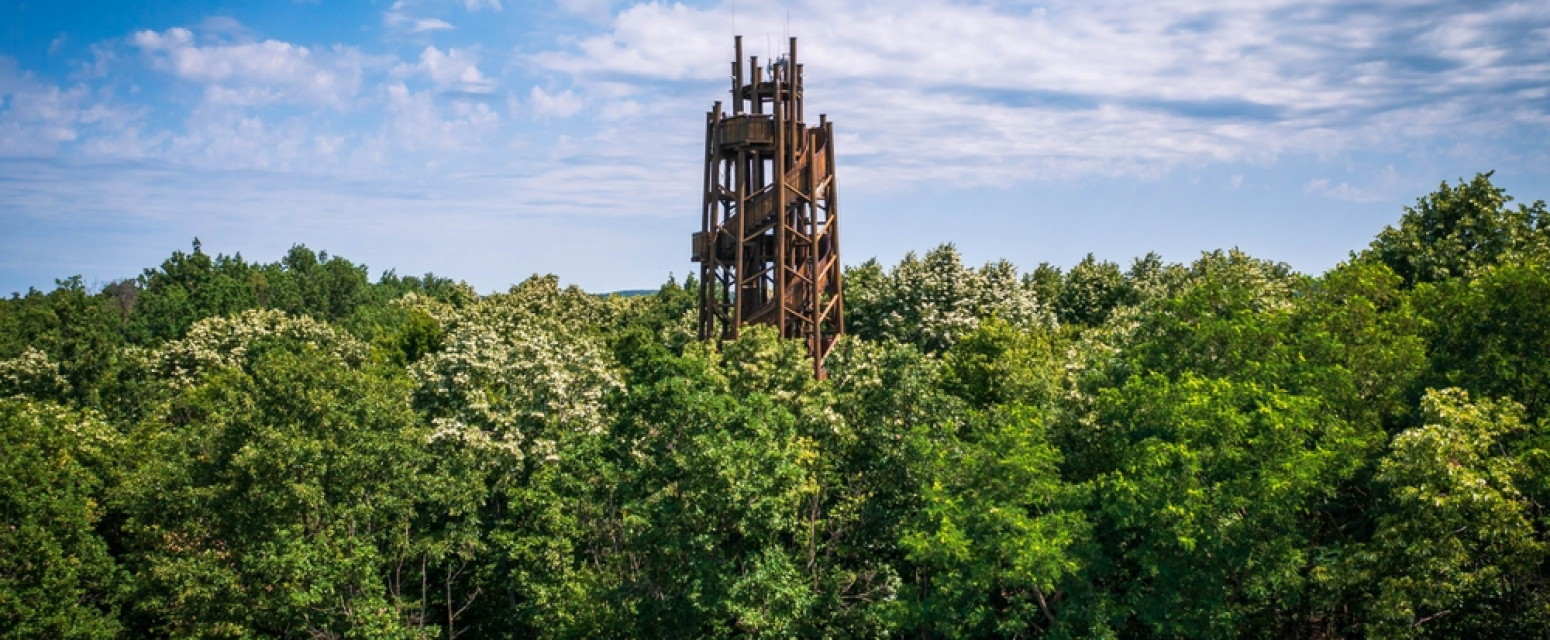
[195,16,257,40]
[397,46,496,93]
[384,2,457,34]
[80,126,169,159]
[528,0,1550,187]
[411,18,455,33]
[386,0,500,33]
[7,0,1550,275]
[0,56,139,157]
[377,81,500,153]
[529,86,584,118]
[528,2,727,80]
[1304,165,1412,202]
[1304,178,1382,202]
[132,26,369,109]
[72,43,116,80]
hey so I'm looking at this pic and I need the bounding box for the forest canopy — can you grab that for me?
[3,172,1549,639]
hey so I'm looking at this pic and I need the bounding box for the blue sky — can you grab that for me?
[3,0,1550,295]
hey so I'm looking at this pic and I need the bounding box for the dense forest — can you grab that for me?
[3,172,1549,639]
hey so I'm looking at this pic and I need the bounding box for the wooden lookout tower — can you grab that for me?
[692,36,843,377]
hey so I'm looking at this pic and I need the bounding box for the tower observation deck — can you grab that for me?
[692,36,843,377]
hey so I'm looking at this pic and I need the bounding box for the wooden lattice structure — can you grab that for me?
[692,36,843,377]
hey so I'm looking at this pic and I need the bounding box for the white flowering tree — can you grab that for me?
[408,276,621,466]
[845,244,1056,353]
[0,398,122,639]
[0,347,72,398]
[149,308,367,387]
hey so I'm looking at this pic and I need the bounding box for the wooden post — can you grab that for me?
[789,38,800,143]
[732,36,743,116]
[750,56,760,115]
[734,145,747,337]
[826,118,842,337]
[773,60,787,338]
[694,36,841,377]
[700,106,716,340]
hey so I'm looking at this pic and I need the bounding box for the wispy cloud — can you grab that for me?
[530,0,1550,187]
[396,46,496,94]
[0,56,143,157]
[1304,165,1416,203]
[384,2,456,34]
[132,27,370,109]
[411,18,455,33]
[529,86,583,118]
[385,0,501,35]
[15,2,1549,192]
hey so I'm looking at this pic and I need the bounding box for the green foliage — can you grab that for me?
[942,317,1063,409]
[1291,259,1428,431]
[124,239,474,346]
[1414,260,1550,421]
[113,314,442,638]
[1366,171,1550,287]
[0,399,122,639]
[0,277,125,407]
[1057,254,1134,327]
[1082,374,1368,638]
[1328,390,1548,638]
[3,173,1550,638]
[900,405,1090,638]
[570,327,821,637]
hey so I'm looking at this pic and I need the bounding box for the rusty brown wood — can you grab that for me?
[692,37,842,376]
[699,106,715,341]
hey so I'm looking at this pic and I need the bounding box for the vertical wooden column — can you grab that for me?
[732,36,743,116]
[699,104,716,341]
[825,116,843,337]
[772,60,787,338]
[694,36,842,376]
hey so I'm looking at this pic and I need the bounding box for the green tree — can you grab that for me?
[1331,389,1547,638]
[0,398,122,639]
[393,274,626,637]
[844,245,1054,353]
[114,312,443,638]
[816,336,955,636]
[1366,171,1550,287]
[941,317,1063,410]
[127,239,262,344]
[1080,374,1368,638]
[900,405,1090,638]
[1413,259,1550,421]
[0,277,126,408]
[594,328,821,638]
[1057,254,1133,327]
[260,245,371,322]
